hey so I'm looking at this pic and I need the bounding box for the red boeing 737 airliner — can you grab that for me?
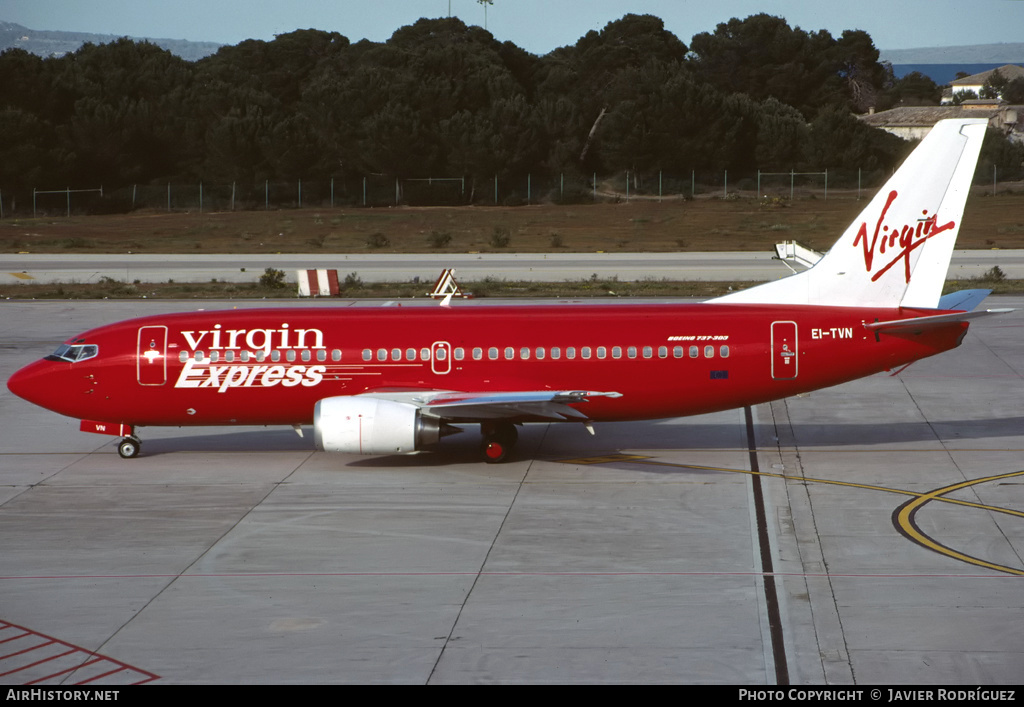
[6,120,1009,462]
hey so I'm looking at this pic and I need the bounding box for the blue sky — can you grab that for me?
[4,0,1024,54]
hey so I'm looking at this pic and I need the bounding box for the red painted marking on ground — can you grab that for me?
[0,620,159,685]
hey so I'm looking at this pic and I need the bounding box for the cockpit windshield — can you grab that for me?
[47,343,99,363]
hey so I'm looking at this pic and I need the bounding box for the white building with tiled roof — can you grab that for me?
[859,102,1021,142]
[943,64,1024,104]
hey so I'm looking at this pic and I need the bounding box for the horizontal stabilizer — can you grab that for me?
[865,308,1012,334]
[937,288,991,312]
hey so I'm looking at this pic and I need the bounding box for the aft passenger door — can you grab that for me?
[137,325,168,385]
[771,321,798,380]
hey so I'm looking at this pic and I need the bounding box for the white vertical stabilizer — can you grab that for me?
[710,119,988,308]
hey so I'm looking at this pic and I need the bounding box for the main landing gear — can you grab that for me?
[481,422,518,464]
[117,435,142,459]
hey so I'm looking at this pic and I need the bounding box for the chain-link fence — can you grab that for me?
[3,165,1020,218]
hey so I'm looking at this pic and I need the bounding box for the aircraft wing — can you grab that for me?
[360,389,623,422]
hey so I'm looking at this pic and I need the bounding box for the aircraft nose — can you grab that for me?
[7,359,58,411]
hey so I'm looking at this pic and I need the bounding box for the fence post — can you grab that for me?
[265,180,269,210]
[298,179,302,208]
[363,177,366,207]
[723,171,727,199]
[167,182,171,212]
[331,177,334,207]
[494,174,498,205]
[625,171,629,202]
[231,182,236,211]
[132,184,137,209]
[66,187,70,217]
[199,181,203,213]
[527,173,531,205]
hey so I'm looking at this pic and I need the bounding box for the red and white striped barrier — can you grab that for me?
[297,269,341,297]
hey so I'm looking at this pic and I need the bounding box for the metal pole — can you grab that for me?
[199,181,203,213]
[331,177,334,207]
[994,165,997,196]
[691,170,695,199]
[593,173,596,202]
[298,179,302,208]
[527,173,531,205]
[231,182,236,211]
[395,178,399,206]
[66,187,70,217]
[494,175,498,205]
[33,188,37,218]
[167,183,171,212]
[790,170,794,201]
[625,171,629,202]
[265,180,269,210]
[363,177,366,207]
[659,170,662,202]
[132,184,137,209]
[723,171,727,199]
[757,170,761,198]
[824,169,828,202]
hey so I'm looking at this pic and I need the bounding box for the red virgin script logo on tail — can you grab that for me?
[853,190,956,283]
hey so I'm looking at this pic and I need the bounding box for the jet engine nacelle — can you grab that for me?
[313,396,442,454]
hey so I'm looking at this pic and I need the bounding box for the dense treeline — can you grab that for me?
[0,13,1019,207]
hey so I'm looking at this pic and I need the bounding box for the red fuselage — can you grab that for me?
[8,302,967,429]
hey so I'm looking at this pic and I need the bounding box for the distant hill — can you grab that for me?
[0,21,222,61]
[880,43,1024,64]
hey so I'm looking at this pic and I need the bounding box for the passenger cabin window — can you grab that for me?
[362,349,371,362]
[689,346,698,359]
[720,345,730,358]
[704,345,714,358]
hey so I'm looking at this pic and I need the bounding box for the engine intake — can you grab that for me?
[314,396,443,454]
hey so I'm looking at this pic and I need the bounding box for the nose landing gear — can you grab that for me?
[117,436,142,459]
